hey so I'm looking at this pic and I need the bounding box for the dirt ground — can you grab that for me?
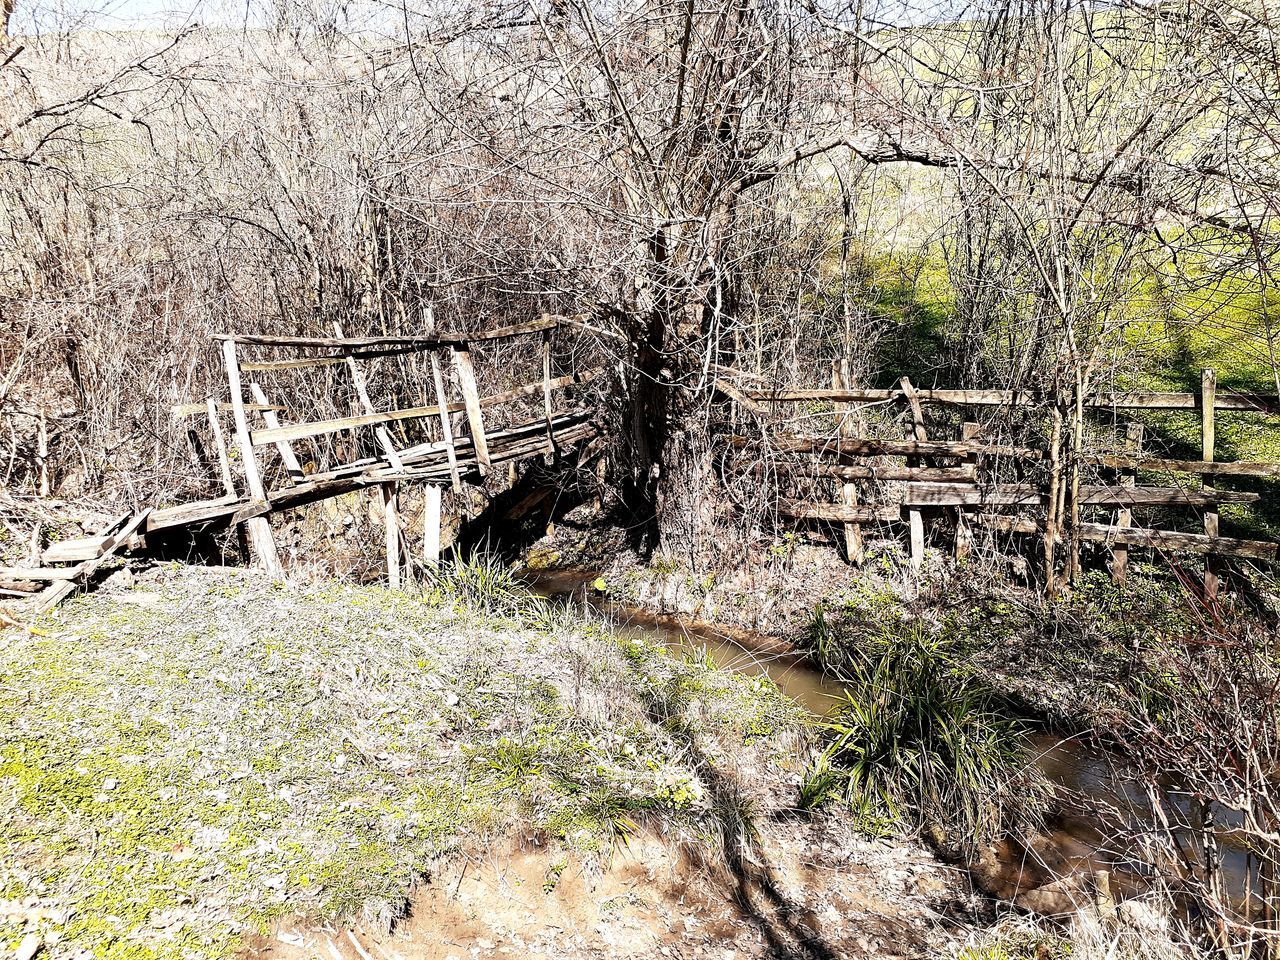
[252,815,977,960]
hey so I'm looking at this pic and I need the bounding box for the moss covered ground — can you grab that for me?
[0,566,800,960]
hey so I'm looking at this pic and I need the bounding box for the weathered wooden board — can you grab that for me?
[1086,454,1280,478]
[745,386,1280,413]
[215,316,560,350]
[776,500,900,522]
[975,515,1276,560]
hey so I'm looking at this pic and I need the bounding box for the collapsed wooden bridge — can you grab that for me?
[1,316,601,612]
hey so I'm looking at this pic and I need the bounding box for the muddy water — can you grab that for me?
[524,568,1248,906]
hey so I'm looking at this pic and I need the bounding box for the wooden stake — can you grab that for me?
[383,482,400,589]
[430,352,463,492]
[249,383,304,483]
[451,347,491,475]
[542,328,558,458]
[1110,421,1143,585]
[1203,369,1219,600]
[954,422,980,562]
[221,339,282,575]
[832,359,864,565]
[35,413,49,497]
[899,376,927,573]
[206,398,237,499]
[423,483,442,567]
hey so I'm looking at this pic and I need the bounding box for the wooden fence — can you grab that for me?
[720,367,1280,597]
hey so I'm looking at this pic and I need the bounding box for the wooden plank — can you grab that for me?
[0,566,83,581]
[451,347,491,475]
[777,463,977,482]
[334,322,403,471]
[43,535,111,564]
[901,482,1256,508]
[738,434,1041,460]
[1085,454,1280,478]
[742,386,1280,412]
[214,316,560,350]
[206,399,238,498]
[249,383,305,483]
[714,378,769,418]
[222,339,282,575]
[1077,522,1276,561]
[1203,369,1220,598]
[777,500,900,522]
[430,352,463,493]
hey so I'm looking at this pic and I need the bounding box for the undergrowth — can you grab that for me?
[801,608,1048,851]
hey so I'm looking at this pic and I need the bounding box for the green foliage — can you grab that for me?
[803,618,1047,850]
[428,550,551,622]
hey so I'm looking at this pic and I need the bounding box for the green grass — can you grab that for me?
[0,568,799,959]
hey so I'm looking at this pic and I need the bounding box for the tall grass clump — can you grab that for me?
[428,551,552,623]
[803,616,1047,851]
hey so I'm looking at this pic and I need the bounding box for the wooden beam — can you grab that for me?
[1084,453,1280,478]
[742,386,1280,412]
[1077,522,1276,561]
[777,500,900,522]
[542,329,557,458]
[222,339,281,575]
[899,377,928,572]
[736,433,1041,460]
[430,352,463,493]
[1111,423,1143,586]
[382,483,401,589]
[214,316,560,350]
[775,463,977,482]
[955,422,980,562]
[451,347,491,475]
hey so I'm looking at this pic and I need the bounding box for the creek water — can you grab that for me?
[524,568,1252,909]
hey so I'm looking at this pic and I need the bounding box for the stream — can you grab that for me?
[525,567,1253,913]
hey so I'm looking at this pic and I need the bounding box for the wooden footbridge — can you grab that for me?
[1,316,601,612]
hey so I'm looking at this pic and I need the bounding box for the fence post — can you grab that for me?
[899,377,928,573]
[833,359,864,565]
[382,482,400,589]
[955,422,980,561]
[1110,421,1143,585]
[1202,369,1219,600]
[423,483,442,567]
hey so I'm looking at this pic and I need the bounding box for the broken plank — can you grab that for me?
[1076,522,1277,560]
[452,347,490,474]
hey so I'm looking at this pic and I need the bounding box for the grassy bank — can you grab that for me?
[0,566,800,959]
